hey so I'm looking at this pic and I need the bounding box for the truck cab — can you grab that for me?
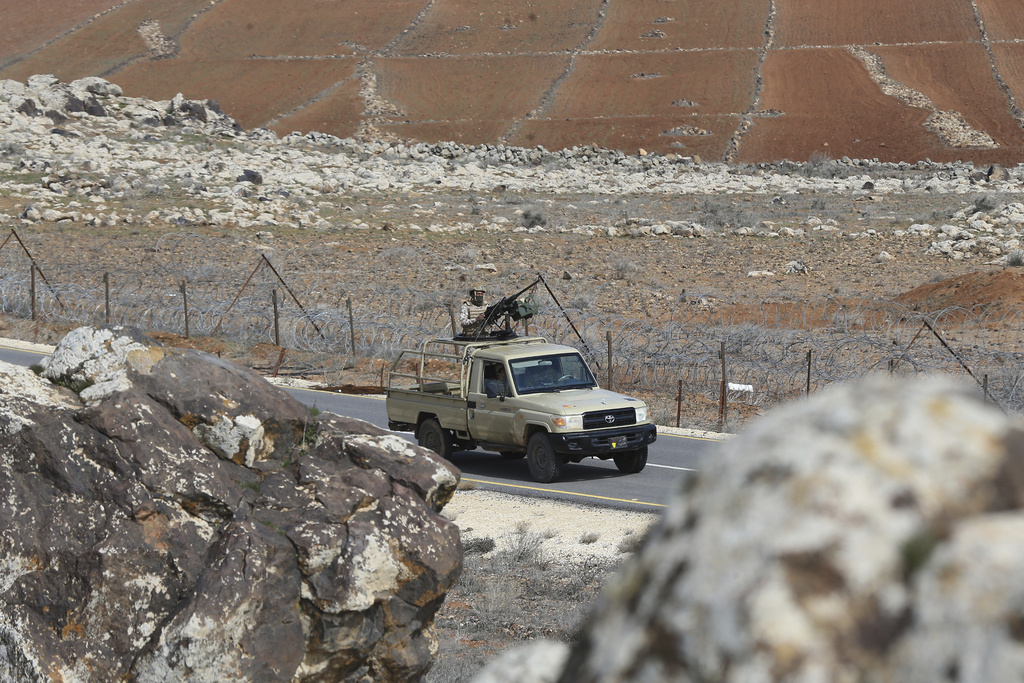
[385,336,657,482]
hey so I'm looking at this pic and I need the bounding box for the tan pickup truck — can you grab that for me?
[385,336,657,483]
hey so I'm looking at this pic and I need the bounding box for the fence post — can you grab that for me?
[676,378,683,428]
[272,289,280,347]
[806,349,812,396]
[30,265,36,321]
[180,281,189,339]
[606,330,613,391]
[447,303,457,337]
[272,347,286,377]
[983,374,989,403]
[104,272,110,324]
[347,297,356,355]
[718,341,727,432]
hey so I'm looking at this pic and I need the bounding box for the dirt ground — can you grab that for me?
[2,184,1018,373]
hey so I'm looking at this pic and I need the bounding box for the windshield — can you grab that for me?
[509,352,597,394]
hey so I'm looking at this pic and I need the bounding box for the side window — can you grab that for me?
[481,361,509,397]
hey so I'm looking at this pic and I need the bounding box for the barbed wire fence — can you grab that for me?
[2,229,1022,432]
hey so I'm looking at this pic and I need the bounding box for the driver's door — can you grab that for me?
[467,359,517,445]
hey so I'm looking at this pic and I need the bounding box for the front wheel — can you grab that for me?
[614,446,648,474]
[418,418,453,460]
[527,433,562,483]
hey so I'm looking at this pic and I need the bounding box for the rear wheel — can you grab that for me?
[614,446,648,474]
[418,418,453,460]
[527,433,562,483]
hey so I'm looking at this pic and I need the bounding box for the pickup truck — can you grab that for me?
[385,336,657,482]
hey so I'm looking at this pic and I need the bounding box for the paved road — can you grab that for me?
[2,343,723,511]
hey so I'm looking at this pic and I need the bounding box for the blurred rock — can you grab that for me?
[476,376,1024,682]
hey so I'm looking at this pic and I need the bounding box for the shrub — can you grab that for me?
[463,537,496,555]
[522,208,546,229]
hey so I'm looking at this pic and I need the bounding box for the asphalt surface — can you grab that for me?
[1,343,723,511]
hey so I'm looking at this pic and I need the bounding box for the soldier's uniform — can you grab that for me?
[460,288,488,336]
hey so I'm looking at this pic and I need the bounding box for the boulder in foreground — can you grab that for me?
[0,325,461,682]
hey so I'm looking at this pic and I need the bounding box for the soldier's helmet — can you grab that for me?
[469,287,485,306]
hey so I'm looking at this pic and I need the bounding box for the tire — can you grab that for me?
[614,446,648,474]
[527,432,562,483]
[418,418,453,460]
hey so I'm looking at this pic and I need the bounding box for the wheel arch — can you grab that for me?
[415,412,439,436]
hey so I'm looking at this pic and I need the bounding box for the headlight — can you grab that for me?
[635,406,648,422]
[552,415,583,430]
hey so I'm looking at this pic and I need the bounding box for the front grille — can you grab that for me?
[582,407,636,430]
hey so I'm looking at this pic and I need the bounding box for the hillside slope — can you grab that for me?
[2,0,1024,162]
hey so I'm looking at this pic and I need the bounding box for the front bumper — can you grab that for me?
[547,423,657,455]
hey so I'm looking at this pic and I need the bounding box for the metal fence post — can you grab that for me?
[104,272,110,324]
[806,349,812,396]
[718,341,727,432]
[180,281,189,339]
[347,297,356,355]
[606,330,613,391]
[676,378,683,428]
[272,289,280,347]
[30,265,36,321]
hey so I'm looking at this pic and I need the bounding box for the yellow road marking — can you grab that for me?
[461,477,667,508]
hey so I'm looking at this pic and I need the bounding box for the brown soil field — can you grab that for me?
[4,0,1024,163]
[392,0,602,55]
[976,0,1024,41]
[183,0,428,58]
[0,0,119,59]
[585,0,769,51]
[876,43,1024,148]
[270,71,366,140]
[992,45,1024,109]
[773,0,978,47]
[376,55,569,135]
[117,58,357,130]
[742,49,942,163]
[544,51,759,119]
[0,0,207,83]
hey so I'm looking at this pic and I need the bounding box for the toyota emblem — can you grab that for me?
[605,415,615,424]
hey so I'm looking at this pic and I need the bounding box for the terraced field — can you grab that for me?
[3,0,1024,163]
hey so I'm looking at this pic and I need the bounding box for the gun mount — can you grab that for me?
[455,279,540,341]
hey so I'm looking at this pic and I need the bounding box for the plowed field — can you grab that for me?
[586,0,770,51]
[994,45,1024,112]
[391,0,602,55]
[4,0,1024,163]
[773,0,978,46]
[740,49,936,163]
[116,58,356,129]
[875,44,1023,148]
[976,0,1024,41]
[177,0,429,58]
[374,55,569,142]
[0,0,119,62]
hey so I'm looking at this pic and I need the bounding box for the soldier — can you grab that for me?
[459,286,488,336]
